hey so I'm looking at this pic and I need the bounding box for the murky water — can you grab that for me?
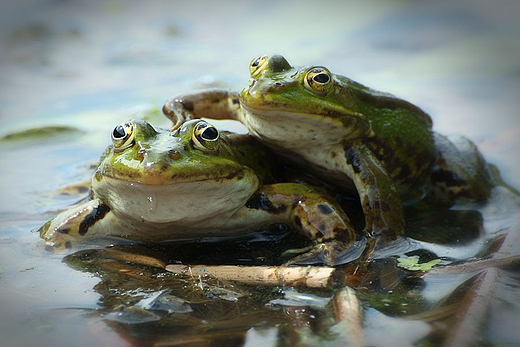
[1,0,520,346]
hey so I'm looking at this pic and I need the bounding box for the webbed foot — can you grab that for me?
[283,239,367,266]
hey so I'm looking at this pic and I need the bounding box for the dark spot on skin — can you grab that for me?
[344,146,361,173]
[333,228,345,235]
[331,151,337,158]
[180,99,194,112]
[293,216,302,228]
[211,98,221,104]
[333,228,351,242]
[317,204,334,214]
[189,139,195,150]
[246,193,287,214]
[160,162,170,172]
[78,203,110,236]
[363,136,434,186]
[65,241,72,248]
[57,228,70,234]
[232,98,240,104]
[224,169,245,180]
[318,224,326,233]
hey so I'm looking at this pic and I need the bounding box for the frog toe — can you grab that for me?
[284,240,355,266]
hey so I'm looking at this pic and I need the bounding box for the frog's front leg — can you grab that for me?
[39,198,114,248]
[244,183,357,265]
[162,89,243,129]
[343,142,405,239]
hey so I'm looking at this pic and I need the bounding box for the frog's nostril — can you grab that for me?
[137,148,146,159]
[168,149,181,159]
[270,82,285,92]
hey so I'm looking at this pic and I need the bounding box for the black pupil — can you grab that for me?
[202,127,218,140]
[313,73,330,83]
[252,59,260,67]
[113,125,126,139]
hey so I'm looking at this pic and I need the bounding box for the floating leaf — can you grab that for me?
[396,255,440,271]
[1,125,80,142]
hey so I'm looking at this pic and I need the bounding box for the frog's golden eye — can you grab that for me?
[249,55,268,78]
[192,121,220,153]
[303,67,333,95]
[111,121,135,150]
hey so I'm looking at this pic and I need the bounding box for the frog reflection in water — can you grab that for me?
[39,119,357,264]
[163,54,496,241]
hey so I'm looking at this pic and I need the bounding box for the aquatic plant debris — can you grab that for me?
[396,255,440,271]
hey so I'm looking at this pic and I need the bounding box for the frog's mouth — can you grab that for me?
[241,104,338,132]
[240,103,358,131]
[92,169,261,225]
[97,157,255,186]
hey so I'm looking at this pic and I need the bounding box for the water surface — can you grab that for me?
[1,1,520,346]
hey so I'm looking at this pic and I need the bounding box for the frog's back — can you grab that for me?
[342,76,437,199]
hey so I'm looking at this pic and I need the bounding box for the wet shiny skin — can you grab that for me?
[163,54,497,241]
[39,119,357,264]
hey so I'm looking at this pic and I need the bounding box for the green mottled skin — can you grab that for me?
[39,119,356,265]
[162,54,496,240]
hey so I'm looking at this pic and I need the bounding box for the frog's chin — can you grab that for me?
[240,106,347,150]
[92,173,260,225]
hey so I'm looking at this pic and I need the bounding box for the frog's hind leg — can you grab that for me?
[429,133,495,203]
[38,198,113,248]
[244,183,358,265]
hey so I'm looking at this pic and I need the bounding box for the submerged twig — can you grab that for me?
[425,254,520,276]
[442,267,499,347]
[165,265,339,288]
[94,249,167,268]
[332,286,364,347]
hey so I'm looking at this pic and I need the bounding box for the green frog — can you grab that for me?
[163,54,496,240]
[39,119,357,264]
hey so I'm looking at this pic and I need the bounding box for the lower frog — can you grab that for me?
[163,54,497,241]
[39,119,357,265]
